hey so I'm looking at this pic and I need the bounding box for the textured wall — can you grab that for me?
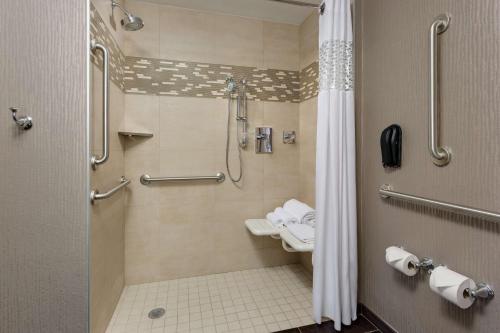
[122,0,303,284]
[357,1,500,332]
[0,0,89,332]
[90,2,127,333]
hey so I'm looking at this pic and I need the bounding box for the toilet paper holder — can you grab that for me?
[408,257,435,274]
[463,283,495,300]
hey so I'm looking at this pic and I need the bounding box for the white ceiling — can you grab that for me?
[133,0,320,25]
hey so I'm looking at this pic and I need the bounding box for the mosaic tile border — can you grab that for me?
[90,2,318,102]
[124,57,301,102]
[300,62,319,101]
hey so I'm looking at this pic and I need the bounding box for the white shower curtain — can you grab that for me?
[313,0,357,331]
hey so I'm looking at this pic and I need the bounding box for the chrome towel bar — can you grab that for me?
[379,184,500,222]
[140,173,225,185]
[91,177,130,204]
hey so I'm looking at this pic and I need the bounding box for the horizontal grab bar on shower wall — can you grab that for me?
[140,173,226,185]
[379,184,500,222]
[91,177,130,204]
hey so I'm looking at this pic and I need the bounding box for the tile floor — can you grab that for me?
[106,265,314,333]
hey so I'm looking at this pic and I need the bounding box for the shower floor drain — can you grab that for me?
[148,308,166,319]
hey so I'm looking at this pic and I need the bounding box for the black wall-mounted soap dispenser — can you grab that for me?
[380,124,402,168]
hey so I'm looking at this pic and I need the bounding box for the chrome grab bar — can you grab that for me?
[140,172,226,185]
[90,39,110,170]
[379,184,500,222]
[429,14,452,166]
[91,177,130,204]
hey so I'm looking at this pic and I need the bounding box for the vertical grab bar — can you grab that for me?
[429,14,452,166]
[90,40,110,170]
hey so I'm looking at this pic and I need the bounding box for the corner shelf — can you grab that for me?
[118,130,153,138]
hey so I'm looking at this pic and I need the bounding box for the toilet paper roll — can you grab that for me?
[385,246,419,276]
[429,266,477,309]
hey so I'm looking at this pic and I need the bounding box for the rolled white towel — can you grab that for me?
[283,199,315,227]
[287,224,315,243]
[266,212,285,228]
[274,207,298,225]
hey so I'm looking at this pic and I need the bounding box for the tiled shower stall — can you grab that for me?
[90,1,319,331]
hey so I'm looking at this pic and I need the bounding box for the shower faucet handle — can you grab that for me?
[9,107,33,130]
[256,132,269,140]
[255,127,272,154]
[283,131,296,144]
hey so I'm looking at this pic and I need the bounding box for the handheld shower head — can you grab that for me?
[111,0,144,31]
[226,77,237,93]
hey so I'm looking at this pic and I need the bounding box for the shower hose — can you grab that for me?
[225,92,243,184]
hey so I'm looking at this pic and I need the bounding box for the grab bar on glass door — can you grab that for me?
[91,177,130,204]
[90,40,110,170]
[429,14,452,166]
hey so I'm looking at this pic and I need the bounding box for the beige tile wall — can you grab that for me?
[297,12,319,272]
[122,1,303,284]
[299,13,319,70]
[91,64,127,333]
[297,97,317,272]
[90,3,127,332]
[123,94,301,284]
[123,0,300,69]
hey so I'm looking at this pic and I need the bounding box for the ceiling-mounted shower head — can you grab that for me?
[121,13,144,31]
[111,0,144,31]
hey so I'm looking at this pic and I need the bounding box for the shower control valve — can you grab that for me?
[283,130,296,144]
[255,127,272,153]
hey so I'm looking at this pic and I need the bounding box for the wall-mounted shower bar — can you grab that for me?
[90,40,110,170]
[91,177,130,203]
[140,173,226,185]
[379,184,500,222]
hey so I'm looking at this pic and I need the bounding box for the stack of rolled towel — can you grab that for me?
[283,199,315,227]
[265,207,298,228]
[265,199,316,243]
